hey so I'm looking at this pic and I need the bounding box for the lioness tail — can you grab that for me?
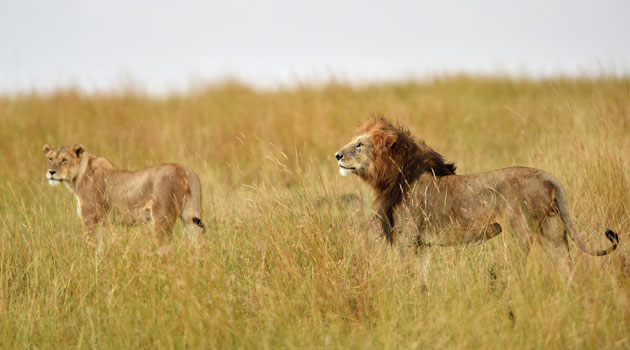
[192,217,205,233]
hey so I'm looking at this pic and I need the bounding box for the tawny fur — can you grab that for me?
[43,144,205,241]
[334,118,618,259]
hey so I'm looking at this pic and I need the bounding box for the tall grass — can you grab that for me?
[0,76,629,348]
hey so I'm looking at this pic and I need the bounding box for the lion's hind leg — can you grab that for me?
[505,208,534,256]
[496,208,535,273]
[539,212,573,275]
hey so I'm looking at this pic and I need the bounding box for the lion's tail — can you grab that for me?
[547,175,619,256]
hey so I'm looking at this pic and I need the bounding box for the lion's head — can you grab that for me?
[42,144,85,186]
[335,118,456,193]
[333,132,376,177]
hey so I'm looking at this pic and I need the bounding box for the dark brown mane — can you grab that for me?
[357,117,456,242]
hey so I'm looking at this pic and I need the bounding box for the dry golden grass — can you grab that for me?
[0,76,629,349]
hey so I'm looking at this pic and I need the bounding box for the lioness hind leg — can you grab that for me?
[151,202,177,244]
[154,215,177,244]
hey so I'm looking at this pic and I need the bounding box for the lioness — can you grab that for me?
[43,144,205,241]
[334,118,619,260]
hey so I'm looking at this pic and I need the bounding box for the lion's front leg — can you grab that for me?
[415,242,432,291]
[376,204,395,244]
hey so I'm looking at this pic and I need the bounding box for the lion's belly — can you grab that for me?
[397,209,500,246]
[419,222,503,245]
[399,181,504,246]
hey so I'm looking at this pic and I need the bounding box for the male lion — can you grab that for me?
[43,144,205,241]
[334,118,619,260]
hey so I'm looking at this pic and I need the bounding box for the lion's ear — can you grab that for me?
[382,131,398,149]
[372,130,398,150]
[71,144,85,158]
[43,144,51,154]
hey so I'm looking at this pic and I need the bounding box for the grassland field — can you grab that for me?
[0,76,629,349]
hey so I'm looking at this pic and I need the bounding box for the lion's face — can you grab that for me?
[334,134,373,177]
[42,144,85,186]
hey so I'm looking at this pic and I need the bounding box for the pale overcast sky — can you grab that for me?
[1,0,629,94]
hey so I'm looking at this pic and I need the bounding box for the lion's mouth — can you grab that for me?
[338,164,356,177]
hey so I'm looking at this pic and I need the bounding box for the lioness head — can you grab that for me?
[42,144,85,186]
[334,119,398,177]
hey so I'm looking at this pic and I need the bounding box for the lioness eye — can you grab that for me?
[356,142,363,148]
[47,158,52,162]
[61,158,68,164]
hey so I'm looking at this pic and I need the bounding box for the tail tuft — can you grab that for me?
[605,229,619,245]
[192,217,205,232]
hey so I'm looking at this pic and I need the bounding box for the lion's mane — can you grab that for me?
[357,118,456,241]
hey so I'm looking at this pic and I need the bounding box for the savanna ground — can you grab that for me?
[1,76,629,349]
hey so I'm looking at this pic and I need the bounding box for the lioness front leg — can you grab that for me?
[80,205,104,244]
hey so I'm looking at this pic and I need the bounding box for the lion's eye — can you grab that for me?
[47,158,52,162]
[61,158,68,164]
[356,142,363,148]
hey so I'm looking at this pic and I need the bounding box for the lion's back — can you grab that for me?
[443,166,557,217]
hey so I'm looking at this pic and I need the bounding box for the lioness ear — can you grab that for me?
[71,144,85,158]
[43,144,51,154]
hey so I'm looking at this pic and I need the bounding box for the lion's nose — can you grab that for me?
[335,153,343,161]
[48,170,56,175]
